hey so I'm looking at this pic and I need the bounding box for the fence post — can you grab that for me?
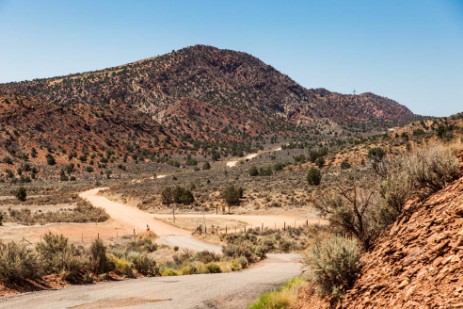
[284,222,286,231]
[226,226,228,234]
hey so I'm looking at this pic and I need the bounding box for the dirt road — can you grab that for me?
[79,188,222,253]
[226,146,282,168]
[0,254,302,309]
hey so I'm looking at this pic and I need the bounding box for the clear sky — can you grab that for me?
[1,0,462,116]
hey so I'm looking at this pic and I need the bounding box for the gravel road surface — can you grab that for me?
[0,253,302,309]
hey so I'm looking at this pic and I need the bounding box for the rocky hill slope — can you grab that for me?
[0,45,414,130]
[0,45,416,180]
[341,168,463,308]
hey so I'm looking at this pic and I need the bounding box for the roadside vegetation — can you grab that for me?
[302,139,462,305]
[2,197,109,225]
[247,277,307,309]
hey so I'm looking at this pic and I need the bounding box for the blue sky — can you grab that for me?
[0,0,462,116]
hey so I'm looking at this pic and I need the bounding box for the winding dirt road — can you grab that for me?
[79,188,221,253]
[0,189,305,308]
[0,254,302,309]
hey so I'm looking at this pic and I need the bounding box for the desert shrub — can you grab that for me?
[63,255,92,284]
[36,232,78,274]
[46,153,56,165]
[180,263,198,275]
[340,159,351,169]
[110,255,134,277]
[161,186,195,205]
[2,156,13,165]
[315,157,325,168]
[90,239,113,275]
[32,199,109,224]
[205,262,221,273]
[259,166,273,176]
[273,162,288,172]
[173,249,194,265]
[239,256,249,269]
[249,166,259,176]
[127,237,157,253]
[131,253,159,276]
[194,250,221,263]
[185,154,197,166]
[304,236,362,301]
[16,187,27,201]
[378,165,412,226]
[161,268,180,276]
[403,145,461,194]
[222,233,269,262]
[307,167,321,186]
[202,161,211,170]
[367,147,385,162]
[315,178,379,250]
[0,241,42,282]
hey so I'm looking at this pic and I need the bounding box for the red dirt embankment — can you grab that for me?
[341,176,463,308]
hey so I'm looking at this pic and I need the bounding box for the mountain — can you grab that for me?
[0,45,416,180]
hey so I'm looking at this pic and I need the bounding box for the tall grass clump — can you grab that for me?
[304,236,362,302]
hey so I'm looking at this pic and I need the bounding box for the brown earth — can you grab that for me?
[338,177,463,308]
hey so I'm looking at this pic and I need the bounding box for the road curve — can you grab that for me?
[79,188,221,253]
[0,254,302,309]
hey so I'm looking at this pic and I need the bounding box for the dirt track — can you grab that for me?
[79,188,222,253]
[0,253,302,309]
[225,146,282,167]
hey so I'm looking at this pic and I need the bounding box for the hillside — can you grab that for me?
[340,171,463,307]
[0,45,415,130]
[0,45,416,181]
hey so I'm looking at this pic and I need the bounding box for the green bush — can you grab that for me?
[16,187,27,201]
[221,185,244,212]
[161,186,195,205]
[307,167,321,186]
[249,166,259,176]
[304,236,362,300]
[46,153,56,165]
[205,262,221,273]
[202,161,211,170]
[90,239,113,275]
[367,147,385,162]
[0,241,43,282]
[110,255,134,277]
[36,232,78,274]
[3,156,13,165]
[340,159,351,169]
[131,253,159,276]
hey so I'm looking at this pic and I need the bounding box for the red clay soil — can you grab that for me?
[0,274,67,297]
[339,177,463,308]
